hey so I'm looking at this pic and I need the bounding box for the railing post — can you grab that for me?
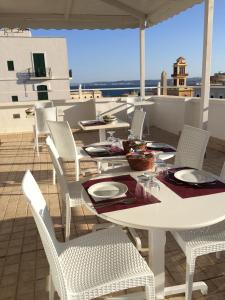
[199,0,214,129]
[140,24,145,98]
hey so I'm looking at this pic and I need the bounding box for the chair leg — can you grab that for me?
[65,205,71,241]
[185,252,196,300]
[145,284,155,300]
[52,168,56,185]
[216,251,221,259]
[49,273,55,300]
[75,160,80,181]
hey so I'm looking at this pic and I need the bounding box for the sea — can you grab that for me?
[70,78,201,97]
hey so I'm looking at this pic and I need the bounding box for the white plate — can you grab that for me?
[85,146,107,153]
[174,169,216,184]
[88,182,128,202]
[147,142,169,148]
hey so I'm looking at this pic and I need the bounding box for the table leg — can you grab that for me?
[148,229,166,300]
[99,128,106,142]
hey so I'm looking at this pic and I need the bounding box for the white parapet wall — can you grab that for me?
[0,99,95,133]
[1,96,225,144]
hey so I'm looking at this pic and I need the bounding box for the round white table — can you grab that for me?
[82,167,225,299]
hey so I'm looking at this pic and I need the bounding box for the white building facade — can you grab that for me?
[0,28,71,103]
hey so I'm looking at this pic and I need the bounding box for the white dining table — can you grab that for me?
[82,167,225,300]
[78,119,130,142]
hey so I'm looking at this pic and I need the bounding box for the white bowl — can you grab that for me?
[88,181,128,202]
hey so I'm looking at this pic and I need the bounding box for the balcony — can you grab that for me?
[27,67,52,80]
[0,123,225,299]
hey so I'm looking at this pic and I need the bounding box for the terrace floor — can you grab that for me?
[0,127,225,300]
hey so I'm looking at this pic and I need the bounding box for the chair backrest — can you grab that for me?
[47,120,78,162]
[131,109,146,140]
[46,136,70,200]
[34,101,53,108]
[35,107,57,134]
[175,125,210,170]
[22,171,67,299]
[220,162,225,179]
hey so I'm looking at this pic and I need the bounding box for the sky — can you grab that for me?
[31,0,225,83]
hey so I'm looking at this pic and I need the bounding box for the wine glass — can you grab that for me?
[128,129,135,141]
[107,131,116,143]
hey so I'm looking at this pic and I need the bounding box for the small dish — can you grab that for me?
[88,182,128,202]
[174,169,216,184]
[85,146,107,153]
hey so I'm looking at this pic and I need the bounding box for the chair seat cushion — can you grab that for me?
[59,227,153,297]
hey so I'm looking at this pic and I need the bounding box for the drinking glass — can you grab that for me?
[112,138,123,149]
[128,129,135,141]
[107,131,116,143]
[155,161,168,176]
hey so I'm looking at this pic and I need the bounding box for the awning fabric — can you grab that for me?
[0,0,203,30]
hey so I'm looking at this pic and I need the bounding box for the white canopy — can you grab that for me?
[0,0,203,29]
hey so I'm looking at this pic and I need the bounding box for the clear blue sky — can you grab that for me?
[31,0,225,83]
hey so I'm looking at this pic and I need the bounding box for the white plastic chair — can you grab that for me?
[174,125,210,170]
[46,136,83,240]
[130,109,146,140]
[22,170,155,300]
[33,107,57,156]
[171,162,225,300]
[48,120,93,182]
[34,101,53,108]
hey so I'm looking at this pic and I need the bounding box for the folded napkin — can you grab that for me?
[80,120,106,126]
[82,174,161,214]
[83,146,125,158]
[157,167,225,198]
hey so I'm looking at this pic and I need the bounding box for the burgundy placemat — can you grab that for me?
[82,175,161,214]
[83,145,125,158]
[157,167,225,199]
[80,120,106,127]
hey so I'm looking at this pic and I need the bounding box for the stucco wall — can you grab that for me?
[0,36,70,102]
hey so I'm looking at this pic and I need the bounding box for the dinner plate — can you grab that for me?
[88,182,128,202]
[147,142,169,148]
[174,169,216,184]
[85,146,107,153]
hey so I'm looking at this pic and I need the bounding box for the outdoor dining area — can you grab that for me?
[0,98,221,300]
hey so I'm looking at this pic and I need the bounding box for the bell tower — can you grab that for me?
[171,57,188,87]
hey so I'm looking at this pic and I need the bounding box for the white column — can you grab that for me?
[140,25,145,98]
[199,0,214,129]
[157,82,161,96]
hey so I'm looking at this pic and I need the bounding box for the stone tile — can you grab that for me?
[0,129,225,300]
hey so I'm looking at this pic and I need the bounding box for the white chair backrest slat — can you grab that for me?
[46,136,70,198]
[35,107,57,134]
[48,121,78,161]
[131,110,146,140]
[22,171,67,299]
[175,125,210,170]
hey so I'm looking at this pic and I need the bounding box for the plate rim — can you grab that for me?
[174,169,216,184]
[85,146,108,152]
[87,181,128,200]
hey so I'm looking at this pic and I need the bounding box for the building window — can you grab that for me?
[179,79,185,85]
[11,95,18,102]
[7,60,14,71]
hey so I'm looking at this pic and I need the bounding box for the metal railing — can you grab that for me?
[27,67,52,79]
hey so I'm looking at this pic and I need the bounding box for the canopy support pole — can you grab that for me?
[199,0,214,129]
[140,25,145,98]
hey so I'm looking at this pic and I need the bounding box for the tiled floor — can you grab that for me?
[0,127,225,300]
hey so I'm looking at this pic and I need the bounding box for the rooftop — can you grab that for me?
[0,127,225,300]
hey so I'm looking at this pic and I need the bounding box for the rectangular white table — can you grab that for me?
[82,167,225,299]
[78,119,130,142]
